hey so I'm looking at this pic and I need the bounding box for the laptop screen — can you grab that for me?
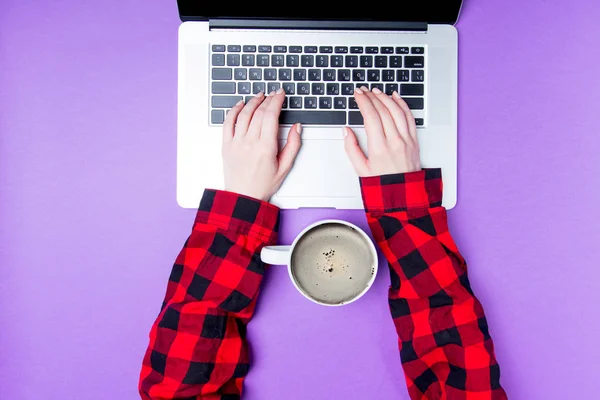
[177,1,464,25]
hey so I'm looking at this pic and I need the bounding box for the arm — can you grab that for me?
[344,87,507,399]
[139,89,302,399]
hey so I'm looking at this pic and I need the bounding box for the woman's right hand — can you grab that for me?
[344,86,421,177]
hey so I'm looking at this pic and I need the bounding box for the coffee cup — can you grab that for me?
[260,219,378,306]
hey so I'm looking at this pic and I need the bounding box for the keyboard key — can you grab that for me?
[258,45,272,53]
[397,70,410,81]
[293,69,307,81]
[316,55,329,67]
[242,54,255,66]
[282,97,288,109]
[371,83,384,91]
[211,109,225,124]
[331,56,344,67]
[267,82,281,93]
[286,55,299,67]
[274,45,287,53]
[257,55,269,66]
[249,68,262,80]
[381,47,394,54]
[320,46,333,53]
[319,97,333,109]
[212,82,236,94]
[401,84,424,96]
[301,55,314,67]
[212,96,242,108]
[390,56,402,68]
[360,56,373,68]
[342,83,354,95]
[375,56,387,68]
[304,97,318,109]
[350,46,364,54]
[385,83,399,95]
[412,70,425,82]
[352,69,366,81]
[415,118,424,126]
[348,111,363,125]
[308,69,321,81]
[279,69,292,81]
[366,47,379,54]
[238,82,251,94]
[227,45,241,52]
[234,68,247,80]
[227,54,240,66]
[411,47,424,54]
[279,111,345,124]
[212,54,225,66]
[212,45,226,52]
[272,55,284,66]
[289,46,303,53]
[367,70,380,81]
[290,97,303,108]
[334,97,347,109]
[338,69,351,81]
[243,45,256,52]
[304,46,318,53]
[323,69,336,81]
[349,97,359,109]
[345,55,358,67]
[403,97,424,109]
[382,70,395,81]
[335,46,348,54]
[327,83,340,95]
[282,82,295,94]
[245,96,254,104]
[253,82,266,94]
[405,56,425,68]
[312,83,324,95]
[396,47,409,54]
[212,68,232,80]
[265,69,277,80]
[297,83,310,94]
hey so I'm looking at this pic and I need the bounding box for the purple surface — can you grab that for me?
[1,0,600,399]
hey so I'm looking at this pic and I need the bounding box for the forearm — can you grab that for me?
[361,169,506,399]
[139,190,279,399]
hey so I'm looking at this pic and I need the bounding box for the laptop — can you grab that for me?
[176,1,462,209]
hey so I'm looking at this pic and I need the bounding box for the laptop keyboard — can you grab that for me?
[210,45,426,127]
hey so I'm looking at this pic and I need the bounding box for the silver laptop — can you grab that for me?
[176,1,462,209]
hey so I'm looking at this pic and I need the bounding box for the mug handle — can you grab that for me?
[260,245,291,265]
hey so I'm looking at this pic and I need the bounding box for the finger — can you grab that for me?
[276,123,303,179]
[246,95,272,137]
[392,91,418,143]
[371,89,410,142]
[354,87,385,147]
[261,88,286,139]
[363,88,401,140]
[222,99,245,143]
[234,92,265,137]
[343,126,369,176]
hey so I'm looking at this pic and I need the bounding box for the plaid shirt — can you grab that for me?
[139,169,506,399]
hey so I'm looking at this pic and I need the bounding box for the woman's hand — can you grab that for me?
[344,87,421,176]
[222,90,302,202]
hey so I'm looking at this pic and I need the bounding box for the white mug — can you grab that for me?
[261,219,378,306]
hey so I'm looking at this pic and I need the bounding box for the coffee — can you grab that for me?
[290,223,376,305]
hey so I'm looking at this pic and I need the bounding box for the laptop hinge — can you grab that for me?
[209,19,427,31]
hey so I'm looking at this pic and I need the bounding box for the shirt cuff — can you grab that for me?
[359,169,443,213]
[195,189,280,244]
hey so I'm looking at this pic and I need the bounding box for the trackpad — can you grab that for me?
[277,139,359,198]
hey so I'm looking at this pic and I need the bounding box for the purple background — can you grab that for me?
[1,0,600,398]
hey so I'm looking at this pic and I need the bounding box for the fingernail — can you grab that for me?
[342,127,348,138]
[296,123,303,134]
[355,87,363,94]
[276,88,285,95]
[360,86,369,92]
[269,91,276,96]
[256,91,264,97]
[372,87,382,94]
[392,91,400,99]
[236,100,244,106]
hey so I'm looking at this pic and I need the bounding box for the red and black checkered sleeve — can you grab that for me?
[139,189,279,400]
[360,169,507,400]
